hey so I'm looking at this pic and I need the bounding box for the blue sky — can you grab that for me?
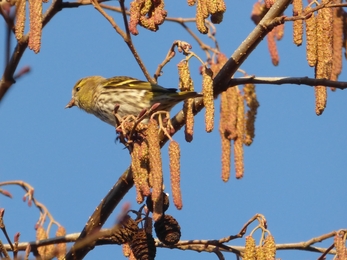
[1,1,346,259]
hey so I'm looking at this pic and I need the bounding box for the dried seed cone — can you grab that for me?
[154,214,181,245]
[28,0,42,53]
[202,67,214,133]
[293,0,303,46]
[129,229,156,260]
[243,83,259,146]
[169,141,182,210]
[55,226,67,260]
[263,235,276,260]
[243,236,256,260]
[109,215,139,244]
[305,7,317,67]
[15,0,26,40]
[146,192,170,213]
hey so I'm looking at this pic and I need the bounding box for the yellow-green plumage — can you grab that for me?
[66,76,200,126]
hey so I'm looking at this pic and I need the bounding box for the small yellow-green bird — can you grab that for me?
[66,76,200,126]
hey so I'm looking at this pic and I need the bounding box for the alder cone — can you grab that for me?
[154,214,181,245]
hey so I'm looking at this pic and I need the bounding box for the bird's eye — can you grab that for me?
[76,87,80,92]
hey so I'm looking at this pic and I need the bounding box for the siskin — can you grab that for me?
[66,76,200,126]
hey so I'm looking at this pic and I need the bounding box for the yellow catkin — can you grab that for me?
[243,83,259,146]
[206,0,217,14]
[187,0,196,6]
[220,129,231,182]
[122,243,132,257]
[28,0,42,53]
[36,226,48,257]
[314,86,327,116]
[234,91,244,179]
[275,23,284,40]
[305,7,317,67]
[140,0,152,16]
[293,0,303,46]
[267,30,279,66]
[55,226,66,260]
[147,119,163,221]
[202,67,214,133]
[219,90,232,182]
[243,236,256,260]
[169,141,182,210]
[225,86,238,140]
[334,232,347,258]
[178,61,195,142]
[15,0,26,40]
[256,246,265,260]
[196,0,208,33]
[263,235,276,260]
[330,6,343,90]
[314,3,333,115]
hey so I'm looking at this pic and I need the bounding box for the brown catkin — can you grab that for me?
[147,119,163,221]
[263,235,276,260]
[293,0,303,46]
[169,141,182,210]
[55,226,66,260]
[15,0,26,40]
[330,6,343,89]
[234,91,244,179]
[129,0,142,35]
[28,0,42,53]
[243,83,259,146]
[305,7,317,67]
[183,99,194,142]
[139,141,151,196]
[314,86,327,115]
[267,30,279,66]
[243,236,256,260]
[131,142,145,203]
[202,67,214,133]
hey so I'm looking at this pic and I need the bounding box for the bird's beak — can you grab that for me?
[65,98,75,108]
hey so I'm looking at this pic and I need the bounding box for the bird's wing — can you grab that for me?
[102,76,178,93]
